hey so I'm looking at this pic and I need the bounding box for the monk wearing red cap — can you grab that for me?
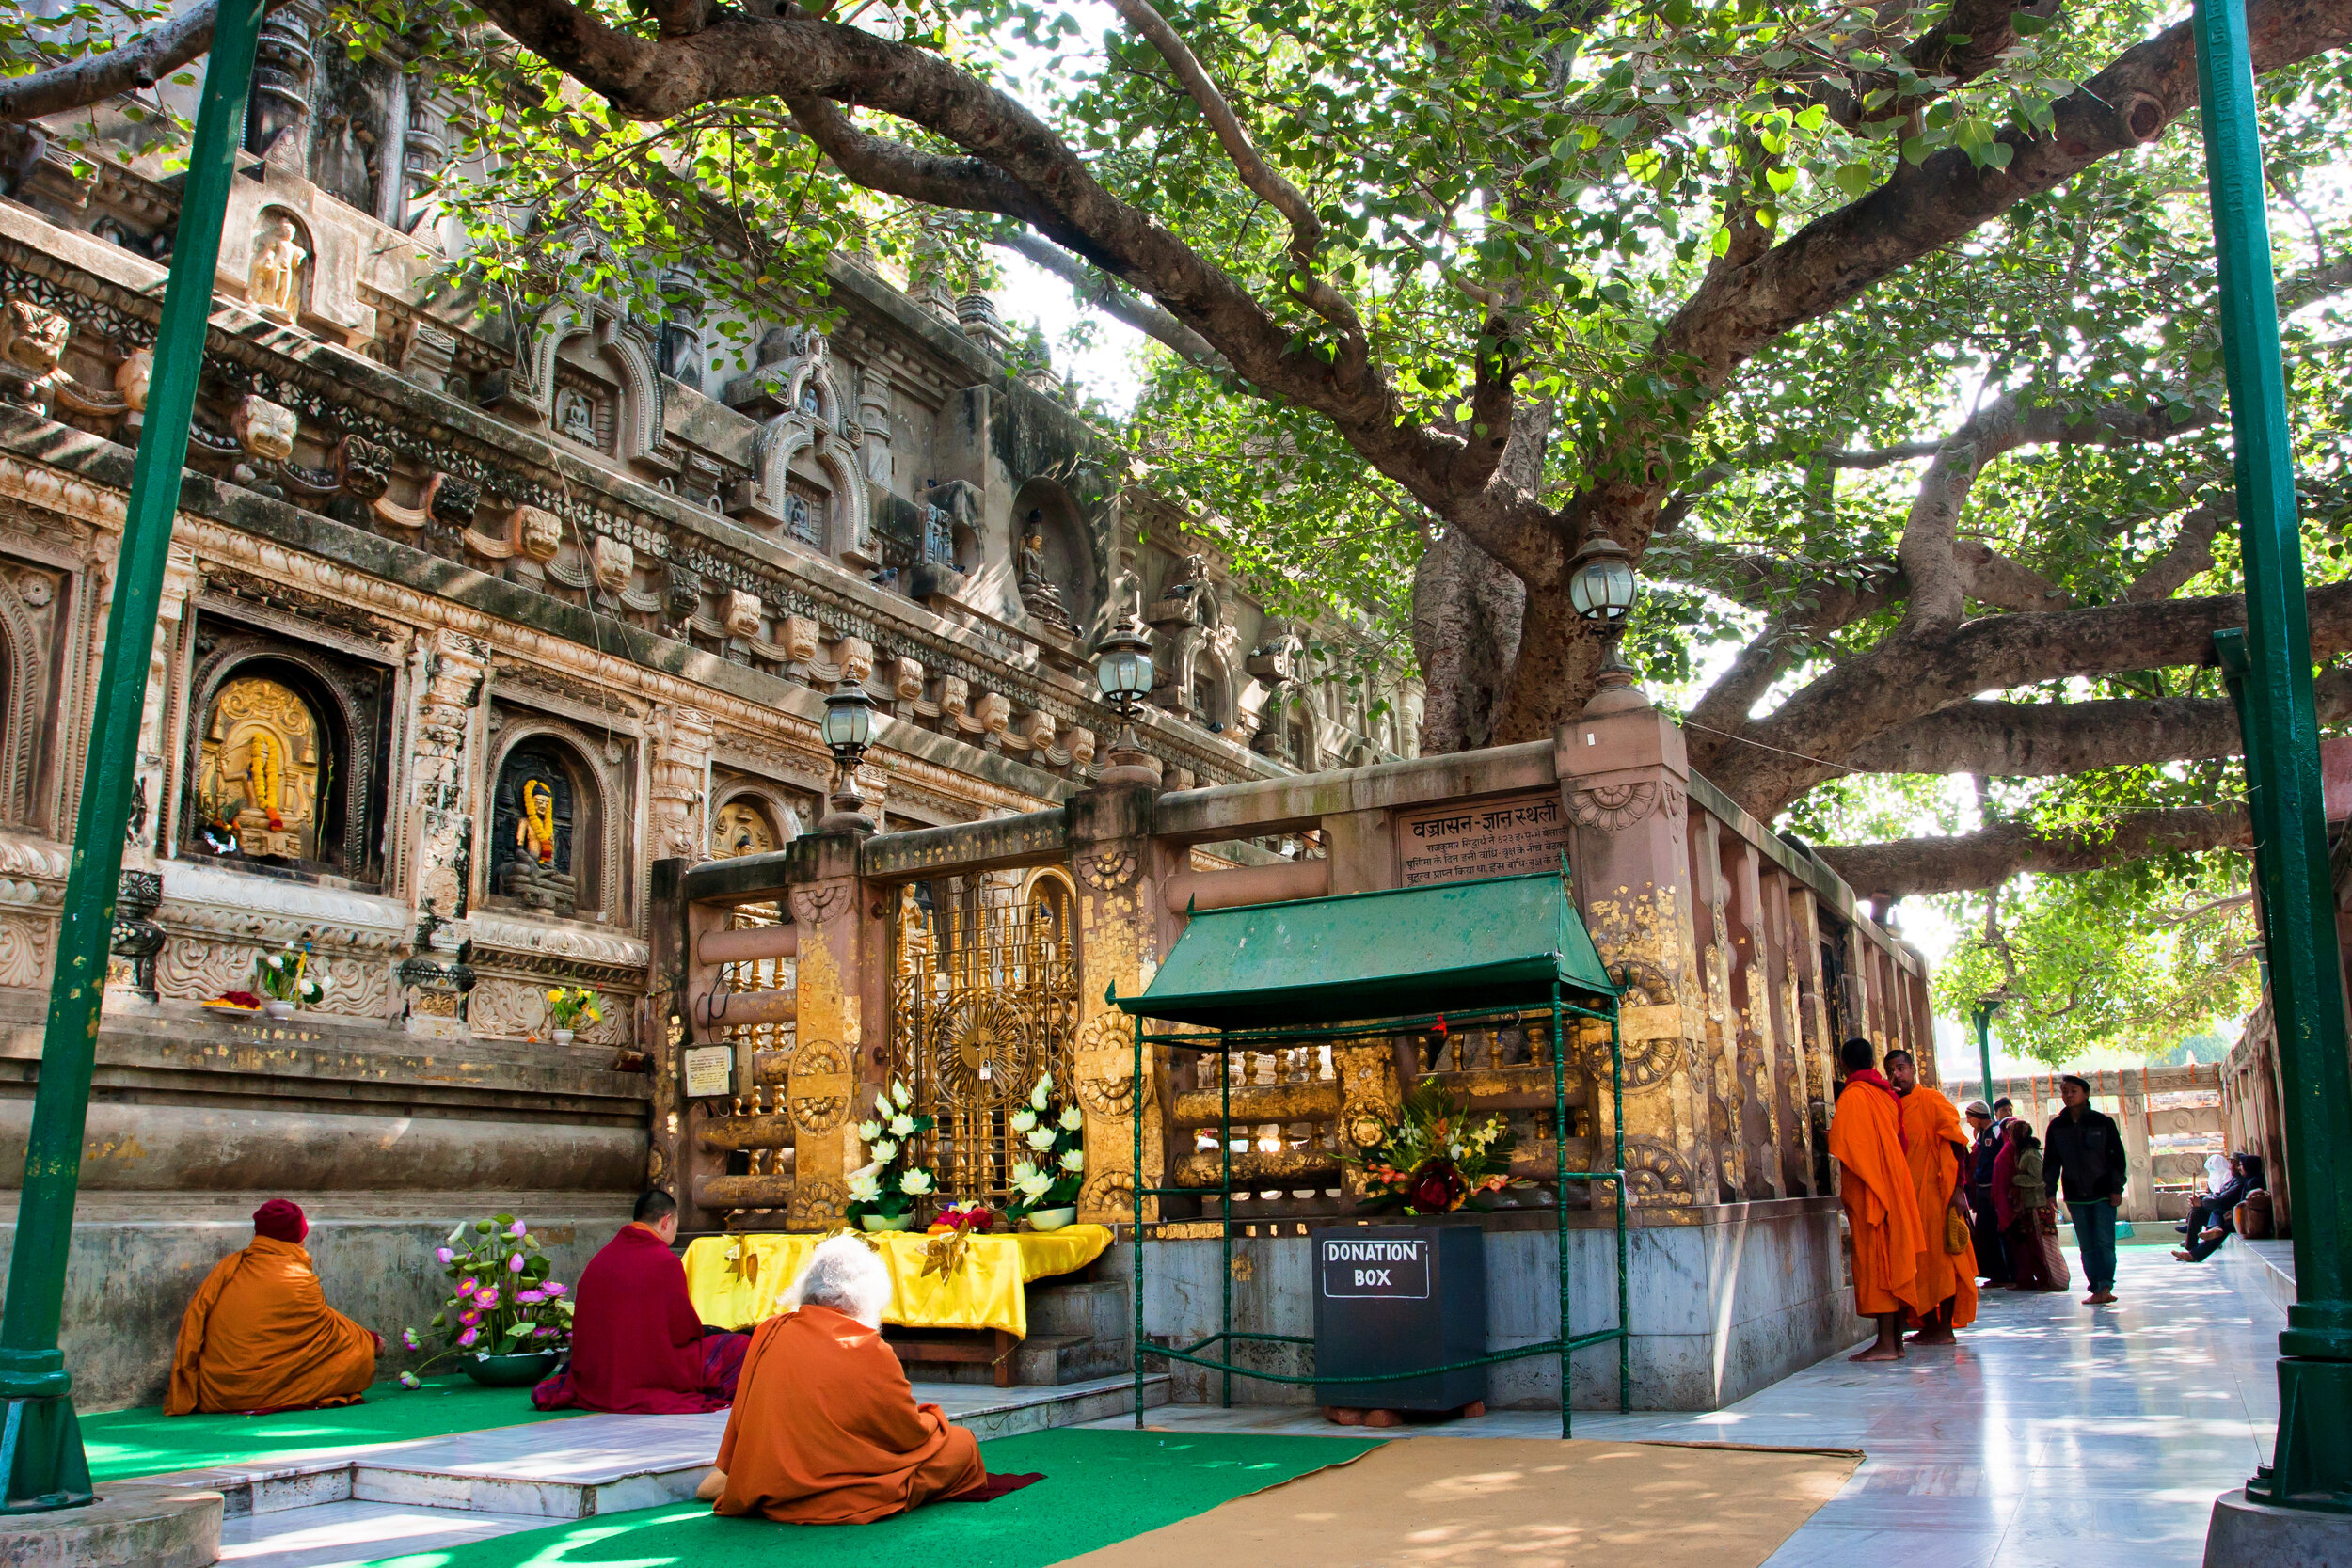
[166,1200,379,1416]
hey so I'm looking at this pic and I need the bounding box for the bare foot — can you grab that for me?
[694,1468,727,1502]
[2201,1228,2225,1243]
[2172,1249,2195,1262]
[1458,1400,1486,1419]
[1323,1407,1366,1426]
[1363,1409,1405,1428]
[2091,1291,2117,1304]
[1907,1329,1958,1346]
[1850,1344,1904,1362]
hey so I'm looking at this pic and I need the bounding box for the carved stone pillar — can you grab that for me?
[784,834,864,1231]
[1068,785,1161,1226]
[1556,706,1710,1211]
[130,542,199,862]
[246,1,318,174]
[403,629,486,1033]
[648,705,714,864]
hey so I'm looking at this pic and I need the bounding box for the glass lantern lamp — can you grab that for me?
[1091,619,1162,786]
[819,685,880,832]
[1566,534,1645,711]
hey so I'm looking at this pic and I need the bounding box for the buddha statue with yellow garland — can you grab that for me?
[495,765,579,915]
[194,677,319,861]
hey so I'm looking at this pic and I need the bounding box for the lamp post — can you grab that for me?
[818,686,879,833]
[1971,1000,2001,1112]
[1566,535,1644,718]
[1091,618,1160,788]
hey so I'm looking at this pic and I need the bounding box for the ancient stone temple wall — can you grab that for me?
[0,85,1411,1406]
[664,698,1936,1408]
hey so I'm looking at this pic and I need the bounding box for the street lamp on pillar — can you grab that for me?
[819,685,879,832]
[1567,535,1645,718]
[1091,618,1161,788]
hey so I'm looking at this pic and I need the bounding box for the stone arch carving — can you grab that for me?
[485,719,626,922]
[0,577,46,829]
[756,414,872,561]
[1009,477,1099,632]
[1190,648,1234,731]
[246,205,311,323]
[710,782,803,858]
[519,243,675,467]
[182,641,383,882]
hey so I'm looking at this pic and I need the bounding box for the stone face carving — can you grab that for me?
[888,656,924,702]
[1014,709,1054,750]
[724,589,762,639]
[834,637,874,685]
[938,676,969,720]
[1065,725,1096,767]
[975,691,1010,736]
[430,473,480,528]
[515,504,562,562]
[0,298,68,407]
[248,212,307,321]
[233,396,298,462]
[338,436,391,501]
[778,614,819,664]
[591,536,633,594]
[663,562,701,624]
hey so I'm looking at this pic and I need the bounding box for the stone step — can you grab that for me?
[175,1372,1172,1541]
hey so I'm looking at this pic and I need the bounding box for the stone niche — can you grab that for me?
[181,616,393,885]
[490,737,586,917]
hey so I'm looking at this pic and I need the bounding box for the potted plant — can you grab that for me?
[1006,1073,1085,1230]
[847,1080,937,1232]
[1350,1078,1528,1214]
[253,943,330,1020]
[396,1213,573,1387]
[544,986,601,1047]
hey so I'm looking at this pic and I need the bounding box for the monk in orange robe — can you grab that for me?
[698,1235,985,1524]
[167,1200,378,1416]
[1827,1037,1925,1362]
[1887,1048,1979,1343]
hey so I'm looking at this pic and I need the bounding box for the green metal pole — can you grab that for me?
[2192,0,2352,1513]
[0,0,265,1512]
[1972,1003,1998,1112]
[1131,1012,1143,1431]
[1550,986,1567,1439]
[1219,1038,1231,1410]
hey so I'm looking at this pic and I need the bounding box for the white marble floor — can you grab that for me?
[1084,1243,2304,1566]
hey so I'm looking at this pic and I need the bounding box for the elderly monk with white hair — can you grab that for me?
[695,1234,987,1523]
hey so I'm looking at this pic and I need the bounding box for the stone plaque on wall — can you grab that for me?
[684,1045,734,1099]
[1394,790,1565,887]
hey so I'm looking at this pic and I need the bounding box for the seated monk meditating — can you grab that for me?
[167,1200,379,1416]
[696,1235,987,1523]
[532,1190,749,1414]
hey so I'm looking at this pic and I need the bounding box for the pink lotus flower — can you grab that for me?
[507,1253,525,1273]
[536,1324,558,1337]
[459,1307,482,1327]
[401,1328,421,1350]
[507,1219,528,1238]
[542,1281,566,1297]
[474,1288,500,1307]
[398,1371,421,1389]
[436,1247,454,1265]
[457,1277,478,1294]
[458,1327,479,1348]
[516,1289,546,1306]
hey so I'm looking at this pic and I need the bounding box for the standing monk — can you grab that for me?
[167,1200,378,1416]
[1827,1037,1925,1362]
[1887,1049,1979,1344]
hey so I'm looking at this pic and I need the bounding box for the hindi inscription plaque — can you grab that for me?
[1394,790,1566,887]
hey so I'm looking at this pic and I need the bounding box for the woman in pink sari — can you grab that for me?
[1999,1120,2069,1291]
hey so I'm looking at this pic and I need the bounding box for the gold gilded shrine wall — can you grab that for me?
[663,732,1934,1235]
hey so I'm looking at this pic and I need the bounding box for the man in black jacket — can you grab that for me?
[2045,1075,2128,1305]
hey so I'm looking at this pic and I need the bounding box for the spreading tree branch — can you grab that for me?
[1815,803,2250,899]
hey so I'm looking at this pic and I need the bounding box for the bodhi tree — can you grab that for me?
[10,0,2352,909]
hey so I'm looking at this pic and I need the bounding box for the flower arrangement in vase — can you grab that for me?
[1350,1077,1527,1214]
[544,986,601,1046]
[396,1214,573,1386]
[253,942,330,1019]
[847,1080,938,1232]
[1006,1073,1084,1230]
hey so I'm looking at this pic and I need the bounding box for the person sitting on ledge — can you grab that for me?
[696,1234,987,1523]
[167,1199,379,1416]
[532,1189,748,1414]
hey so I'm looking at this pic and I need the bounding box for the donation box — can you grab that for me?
[1311,1224,1487,1412]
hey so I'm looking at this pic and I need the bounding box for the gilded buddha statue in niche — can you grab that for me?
[493,750,580,916]
[711,800,776,859]
[195,676,320,861]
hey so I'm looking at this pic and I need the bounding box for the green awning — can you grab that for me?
[1115,870,1618,1030]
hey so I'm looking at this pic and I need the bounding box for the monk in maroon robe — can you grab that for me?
[532,1190,748,1414]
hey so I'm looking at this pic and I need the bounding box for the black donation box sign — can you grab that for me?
[1311,1224,1486,1413]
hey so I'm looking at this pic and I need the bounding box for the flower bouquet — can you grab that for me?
[1006,1073,1085,1229]
[1350,1077,1526,1214]
[253,943,330,1018]
[396,1214,573,1387]
[923,1200,993,1279]
[847,1080,938,1232]
[543,986,601,1046]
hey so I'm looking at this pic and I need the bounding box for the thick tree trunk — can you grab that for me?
[1410,528,1524,753]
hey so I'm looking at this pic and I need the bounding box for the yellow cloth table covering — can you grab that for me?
[682,1226,1111,1339]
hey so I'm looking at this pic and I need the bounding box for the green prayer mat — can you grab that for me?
[84,1375,580,1481]
[364,1428,1386,1568]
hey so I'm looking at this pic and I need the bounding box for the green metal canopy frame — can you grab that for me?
[1111,868,1630,1438]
